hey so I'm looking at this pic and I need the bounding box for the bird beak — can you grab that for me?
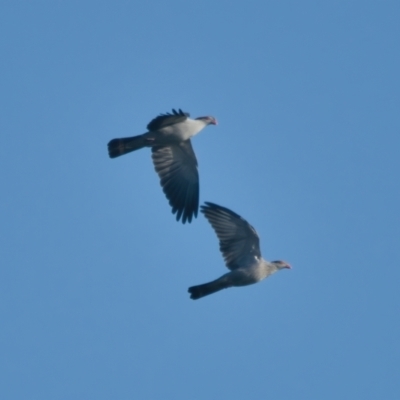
[211,119,218,125]
[285,263,292,269]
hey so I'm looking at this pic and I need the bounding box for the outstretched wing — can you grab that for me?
[147,109,190,131]
[152,140,199,224]
[201,202,262,270]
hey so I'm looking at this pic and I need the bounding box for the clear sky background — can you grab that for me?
[1,1,399,399]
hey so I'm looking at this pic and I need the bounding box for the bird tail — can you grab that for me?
[188,278,230,300]
[107,134,149,158]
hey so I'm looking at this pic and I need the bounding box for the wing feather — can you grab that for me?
[201,202,261,270]
[152,140,199,223]
[147,109,189,131]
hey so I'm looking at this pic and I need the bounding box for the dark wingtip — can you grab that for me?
[169,185,198,224]
[201,201,243,219]
[176,211,197,224]
[200,201,221,214]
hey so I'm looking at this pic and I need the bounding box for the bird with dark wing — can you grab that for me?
[107,109,217,223]
[188,202,291,299]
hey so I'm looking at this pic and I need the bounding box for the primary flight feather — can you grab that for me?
[188,202,291,299]
[107,109,217,223]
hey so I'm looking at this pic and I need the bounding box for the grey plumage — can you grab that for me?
[188,202,291,299]
[107,109,217,223]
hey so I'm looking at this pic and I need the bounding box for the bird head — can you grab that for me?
[196,116,218,125]
[271,260,292,270]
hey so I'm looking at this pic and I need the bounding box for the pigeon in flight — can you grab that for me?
[108,109,217,223]
[188,202,291,299]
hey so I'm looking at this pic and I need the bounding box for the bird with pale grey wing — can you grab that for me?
[188,202,291,300]
[108,109,217,224]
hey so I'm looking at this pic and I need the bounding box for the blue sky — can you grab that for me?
[1,1,399,399]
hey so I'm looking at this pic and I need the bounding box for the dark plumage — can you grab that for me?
[107,109,217,223]
[188,202,291,299]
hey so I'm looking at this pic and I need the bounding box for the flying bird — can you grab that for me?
[188,202,291,299]
[108,109,217,223]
